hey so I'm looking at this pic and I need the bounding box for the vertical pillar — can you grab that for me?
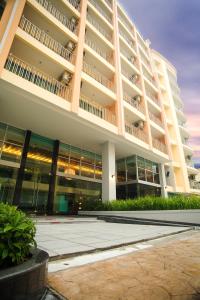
[0,0,26,75]
[71,0,87,113]
[134,31,153,148]
[102,142,116,201]
[47,140,59,214]
[113,0,125,136]
[159,163,168,198]
[13,130,31,206]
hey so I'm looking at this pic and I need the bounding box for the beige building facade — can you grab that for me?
[0,0,199,213]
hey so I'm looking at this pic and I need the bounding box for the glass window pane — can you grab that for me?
[57,157,69,173]
[95,166,102,180]
[137,156,145,168]
[1,143,22,163]
[146,170,153,182]
[59,143,70,158]
[117,159,126,182]
[0,164,18,204]
[154,173,160,184]
[6,125,25,146]
[80,161,95,178]
[138,168,146,181]
[0,123,6,141]
[69,158,80,176]
[145,160,152,171]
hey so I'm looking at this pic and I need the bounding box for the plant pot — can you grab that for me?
[0,248,49,300]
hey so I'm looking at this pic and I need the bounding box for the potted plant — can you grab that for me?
[0,203,49,300]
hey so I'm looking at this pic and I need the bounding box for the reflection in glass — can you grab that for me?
[55,176,102,214]
[0,164,18,204]
[20,133,53,213]
[0,123,25,163]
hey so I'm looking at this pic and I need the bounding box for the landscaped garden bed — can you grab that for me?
[82,195,200,211]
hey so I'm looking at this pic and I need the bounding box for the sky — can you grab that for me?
[120,0,200,164]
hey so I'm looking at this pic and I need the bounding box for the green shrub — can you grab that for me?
[0,203,37,267]
[81,195,200,211]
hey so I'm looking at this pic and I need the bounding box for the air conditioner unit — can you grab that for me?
[71,17,77,25]
[70,17,77,31]
[129,56,136,63]
[61,71,72,85]
[66,40,76,52]
[130,74,139,83]
[134,120,144,129]
[132,95,141,103]
[186,155,191,161]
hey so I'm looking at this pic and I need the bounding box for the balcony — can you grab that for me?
[140,50,151,69]
[118,15,132,32]
[87,14,112,41]
[19,16,75,64]
[35,0,78,34]
[152,138,167,154]
[104,0,112,9]
[146,89,160,106]
[88,0,112,23]
[5,54,71,101]
[190,180,200,190]
[123,93,145,114]
[85,37,113,64]
[66,0,80,11]
[125,122,148,143]
[149,112,163,128]
[83,61,114,90]
[119,30,135,50]
[122,70,140,88]
[142,66,156,86]
[80,95,116,125]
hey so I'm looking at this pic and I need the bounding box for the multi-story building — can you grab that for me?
[0,0,199,214]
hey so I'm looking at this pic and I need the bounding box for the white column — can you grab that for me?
[102,142,116,202]
[159,163,168,198]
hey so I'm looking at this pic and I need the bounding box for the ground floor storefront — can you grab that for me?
[0,122,163,214]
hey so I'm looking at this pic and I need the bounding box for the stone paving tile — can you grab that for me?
[48,231,200,300]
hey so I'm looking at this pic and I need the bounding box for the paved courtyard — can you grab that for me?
[48,230,200,300]
[35,217,190,258]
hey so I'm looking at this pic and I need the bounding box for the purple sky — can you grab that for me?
[120,0,200,163]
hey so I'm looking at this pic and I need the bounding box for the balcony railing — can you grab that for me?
[190,181,200,190]
[149,112,163,128]
[83,61,114,90]
[146,89,160,106]
[36,0,78,34]
[118,15,132,32]
[88,0,112,23]
[104,0,112,9]
[152,138,167,154]
[125,122,147,143]
[122,70,140,88]
[142,66,156,86]
[140,51,151,68]
[80,95,116,125]
[19,16,75,64]
[119,30,135,50]
[87,14,112,41]
[5,54,71,101]
[123,93,145,114]
[66,0,80,11]
[85,37,113,64]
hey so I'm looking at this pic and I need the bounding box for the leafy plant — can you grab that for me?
[81,195,200,211]
[0,203,37,267]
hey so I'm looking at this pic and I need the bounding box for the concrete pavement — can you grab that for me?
[35,217,190,258]
[48,230,200,300]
